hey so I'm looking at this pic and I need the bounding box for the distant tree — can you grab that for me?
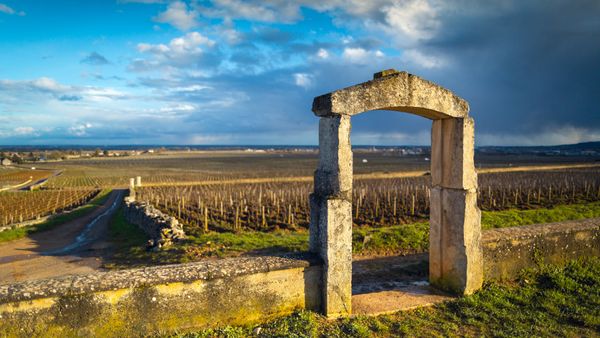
[103,149,109,156]
[10,154,23,164]
[46,151,63,161]
[27,152,38,162]
[94,148,101,157]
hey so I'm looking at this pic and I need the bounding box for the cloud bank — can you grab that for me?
[0,0,598,145]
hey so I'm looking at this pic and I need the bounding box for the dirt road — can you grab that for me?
[0,190,124,284]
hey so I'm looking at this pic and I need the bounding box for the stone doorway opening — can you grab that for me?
[308,70,483,317]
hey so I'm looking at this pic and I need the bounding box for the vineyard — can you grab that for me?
[135,167,600,233]
[44,170,237,189]
[0,169,52,188]
[0,189,99,226]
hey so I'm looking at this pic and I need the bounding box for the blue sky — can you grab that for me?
[0,0,599,146]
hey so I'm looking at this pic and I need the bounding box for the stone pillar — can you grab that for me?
[309,115,353,317]
[429,117,483,295]
[129,178,135,190]
[136,176,142,187]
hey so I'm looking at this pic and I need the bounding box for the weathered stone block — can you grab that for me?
[431,117,477,190]
[429,188,483,295]
[429,187,443,281]
[315,197,352,317]
[315,116,352,200]
[308,193,320,253]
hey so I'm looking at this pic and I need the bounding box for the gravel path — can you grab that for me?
[0,190,124,285]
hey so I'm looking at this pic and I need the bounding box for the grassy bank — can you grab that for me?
[481,200,600,229]
[108,201,600,267]
[354,200,600,255]
[173,258,600,337]
[0,189,112,243]
[103,205,149,268]
[194,200,600,258]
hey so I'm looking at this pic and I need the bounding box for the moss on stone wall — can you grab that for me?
[0,265,321,337]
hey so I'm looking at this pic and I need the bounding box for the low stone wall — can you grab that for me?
[0,255,322,337]
[482,218,600,280]
[123,195,185,249]
[0,218,598,336]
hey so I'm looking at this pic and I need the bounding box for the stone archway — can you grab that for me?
[309,69,483,318]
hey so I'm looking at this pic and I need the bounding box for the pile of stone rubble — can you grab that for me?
[124,193,185,250]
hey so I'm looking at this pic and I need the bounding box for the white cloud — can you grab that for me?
[14,126,35,135]
[342,47,384,64]
[353,130,431,145]
[170,84,211,93]
[31,77,68,92]
[380,0,440,41]
[203,0,301,23]
[81,87,127,102]
[293,73,313,88]
[402,49,446,68]
[136,32,215,68]
[0,77,131,105]
[68,123,93,137]
[0,3,25,16]
[316,48,329,59]
[154,1,197,31]
[217,18,244,45]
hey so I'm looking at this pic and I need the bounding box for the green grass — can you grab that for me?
[0,189,112,243]
[171,258,600,337]
[106,200,600,267]
[355,200,600,255]
[353,222,429,255]
[103,205,149,268]
[481,200,600,229]
[181,231,308,259]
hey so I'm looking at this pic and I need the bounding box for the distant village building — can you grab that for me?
[1,158,12,166]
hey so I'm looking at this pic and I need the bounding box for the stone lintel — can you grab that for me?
[312,71,469,119]
[431,117,477,190]
[429,187,483,295]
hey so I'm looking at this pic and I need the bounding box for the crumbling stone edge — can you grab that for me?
[0,253,319,304]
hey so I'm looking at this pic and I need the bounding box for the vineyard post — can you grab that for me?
[204,207,208,232]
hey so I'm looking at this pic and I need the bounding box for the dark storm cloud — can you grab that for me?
[80,52,110,65]
[421,0,600,136]
[58,94,82,101]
